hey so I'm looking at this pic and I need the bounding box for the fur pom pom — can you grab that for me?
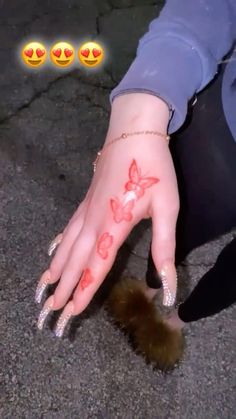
[105,277,184,370]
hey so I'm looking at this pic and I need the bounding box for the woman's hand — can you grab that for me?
[35,93,180,337]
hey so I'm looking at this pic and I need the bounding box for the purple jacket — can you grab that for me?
[110,0,236,141]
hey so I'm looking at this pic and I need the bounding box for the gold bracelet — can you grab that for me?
[92,129,170,172]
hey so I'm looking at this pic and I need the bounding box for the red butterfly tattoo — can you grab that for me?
[124,159,159,199]
[97,232,113,259]
[110,197,135,223]
[79,268,94,291]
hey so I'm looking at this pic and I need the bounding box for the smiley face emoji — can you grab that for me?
[50,42,75,67]
[22,42,47,68]
[78,42,104,68]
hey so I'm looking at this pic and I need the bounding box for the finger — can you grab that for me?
[35,216,84,304]
[63,199,87,233]
[54,225,131,337]
[47,201,86,257]
[151,202,179,306]
[36,229,94,331]
[51,228,95,310]
[49,216,85,281]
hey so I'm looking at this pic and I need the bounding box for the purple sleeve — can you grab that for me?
[109,0,236,133]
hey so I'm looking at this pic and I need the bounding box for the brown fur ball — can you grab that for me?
[105,277,184,370]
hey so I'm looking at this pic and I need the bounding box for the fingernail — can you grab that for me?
[35,270,51,304]
[159,262,177,307]
[48,233,63,257]
[37,296,54,330]
[55,302,74,338]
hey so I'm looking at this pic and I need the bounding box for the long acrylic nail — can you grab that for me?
[54,302,74,338]
[159,262,177,307]
[37,296,54,330]
[35,270,51,304]
[48,233,63,256]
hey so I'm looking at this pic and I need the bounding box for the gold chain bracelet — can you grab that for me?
[92,129,170,172]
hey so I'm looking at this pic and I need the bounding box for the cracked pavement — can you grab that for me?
[1,1,235,418]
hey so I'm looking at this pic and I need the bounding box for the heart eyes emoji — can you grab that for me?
[50,42,75,67]
[78,42,104,67]
[22,42,47,67]
[22,41,104,68]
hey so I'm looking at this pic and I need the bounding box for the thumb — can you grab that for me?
[151,204,178,307]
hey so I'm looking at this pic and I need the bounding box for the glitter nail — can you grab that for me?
[48,233,63,257]
[35,280,48,304]
[35,270,50,304]
[55,312,72,338]
[159,267,177,307]
[161,276,175,307]
[37,298,54,330]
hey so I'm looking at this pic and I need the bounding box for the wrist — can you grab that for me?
[108,93,170,135]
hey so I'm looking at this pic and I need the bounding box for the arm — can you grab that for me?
[110,0,236,133]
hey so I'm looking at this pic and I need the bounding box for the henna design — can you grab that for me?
[79,268,94,291]
[124,159,159,199]
[97,232,113,259]
[110,197,135,223]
